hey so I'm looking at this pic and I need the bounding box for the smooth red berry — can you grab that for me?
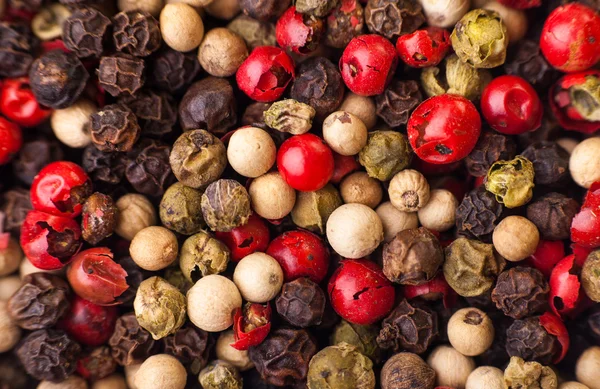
[525,240,566,278]
[276,6,324,55]
[396,27,451,68]
[549,70,600,134]
[277,133,334,191]
[407,94,481,164]
[549,255,587,319]
[236,46,295,102]
[215,213,270,262]
[0,116,22,165]
[539,312,570,364]
[330,152,361,184]
[59,295,118,347]
[339,34,398,96]
[231,302,272,351]
[0,77,52,127]
[480,75,542,135]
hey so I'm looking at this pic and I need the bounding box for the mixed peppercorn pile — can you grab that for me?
[2,0,600,388]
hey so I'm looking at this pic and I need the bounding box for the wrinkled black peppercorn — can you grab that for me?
[13,139,64,185]
[119,90,177,139]
[325,0,365,48]
[0,22,35,78]
[90,104,141,153]
[465,131,517,177]
[147,47,201,94]
[125,138,175,196]
[375,79,422,128]
[98,54,145,97]
[163,326,212,374]
[521,141,570,186]
[276,278,326,328]
[1,188,32,236]
[456,186,504,243]
[526,193,579,241]
[505,316,558,365]
[113,10,161,57]
[365,0,425,40]
[82,145,129,186]
[491,267,549,319]
[504,40,558,91]
[240,0,291,21]
[476,313,511,368]
[63,7,112,59]
[109,313,160,366]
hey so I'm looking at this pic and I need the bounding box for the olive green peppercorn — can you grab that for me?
[198,360,243,389]
[485,156,535,208]
[421,54,492,100]
[179,230,230,282]
[359,131,412,182]
[291,184,343,235]
[263,99,316,135]
[504,356,558,389]
[201,179,252,232]
[307,343,375,389]
[582,250,600,302]
[331,320,382,362]
[160,183,206,235]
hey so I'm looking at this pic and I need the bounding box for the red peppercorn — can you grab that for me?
[266,230,330,283]
[66,247,129,306]
[0,116,22,165]
[584,181,600,209]
[276,6,324,55]
[30,161,92,219]
[402,274,457,308]
[525,240,565,278]
[339,34,398,96]
[0,77,52,127]
[549,70,600,134]
[395,27,451,68]
[328,258,395,325]
[330,152,360,184]
[407,94,481,164]
[236,46,295,102]
[496,0,540,8]
[549,254,588,319]
[59,295,118,347]
[20,210,82,270]
[571,205,600,249]
[231,302,272,351]
[540,3,600,72]
[480,75,542,135]
[215,213,270,262]
[277,133,334,191]
[539,312,570,364]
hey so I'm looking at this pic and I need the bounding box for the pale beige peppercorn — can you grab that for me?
[249,172,296,220]
[135,354,187,389]
[160,3,205,52]
[339,92,377,130]
[118,0,164,17]
[170,0,213,6]
[492,216,539,262]
[51,99,96,149]
[125,364,142,389]
[447,308,494,357]
[466,366,505,389]
[115,194,157,241]
[376,201,419,243]
[340,172,383,209]
[92,375,127,389]
[322,111,368,156]
[420,0,470,28]
[31,4,71,41]
[576,347,600,389]
[20,257,61,279]
[233,252,283,303]
[227,127,276,178]
[0,276,21,300]
[187,275,242,332]
[0,300,20,353]
[388,169,431,212]
[417,189,458,232]
[0,237,22,277]
[326,203,384,259]
[129,226,179,271]
[570,137,600,188]
[216,330,254,371]
[557,138,579,154]
[37,376,88,389]
[559,383,591,389]
[198,28,248,77]
[428,345,476,389]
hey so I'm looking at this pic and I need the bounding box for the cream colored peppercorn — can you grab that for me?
[92,375,127,389]
[420,0,470,28]
[576,347,600,389]
[0,300,20,353]
[171,0,213,6]
[115,194,157,241]
[570,137,600,188]
[466,366,504,389]
[338,92,377,130]
[0,237,22,277]
[135,354,187,389]
[227,127,276,178]
[129,226,179,271]
[417,189,457,232]
[125,364,142,389]
[187,274,242,332]
[31,4,72,41]
[37,376,88,389]
[323,111,368,156]
[493,216,539,262]
[326,203,384,259]
[340,172,383,209]
[0,275,21,300]
[118,0,164,17]
[428,345,476,389]
[216,330,254,371]
[560,383,591,389]
[388,169,431,212]
[376,201,419,243]
[448,308,494,357]
[249,172,296,220]
[20,256,60,279]
[160,3,205,52]
[198,28,248,77]
[51,99,96,149]
[233,253,283,303]
[479,0,527,43]
[205,0,241,20]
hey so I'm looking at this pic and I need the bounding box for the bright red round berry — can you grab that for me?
[0,77,52,127]
[215,213,270,262]
[0,116,22,165]
[396,27,451,68]
[236,46,295,102]
[277,133,334,191]
[276,6,324,55]
[59,295,118,347]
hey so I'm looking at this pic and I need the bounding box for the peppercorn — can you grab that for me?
[113,10,160,57]
[63,7,111,58]
[98,54,145,97]
[492,267,549,319]
[0,276,20,301]
[388,169,430,212]
[31,4,71,41]
[179,77,237,134]
[331,320,381,362]
[376,201,419,243]
[582,250,600,302]
[291,184,342,234]
[0,236,20,277]
[417,189,458,232]
[198,28,248,78]
[466,131,517,177]
[339,93,377,131]
[504,356,558,389]
[456,186,502,242]
[521,141,570,186]
[506,317,558,365]
[118,0,163,17]
[227,15,277,50]
[365,0,425,40]
[249,172,297,220]
[421,54,492,100]
[227,127,276,178]
[118,90,177,139]
[38,376,87,389]
[201,179,252,232]
[493,216,540,262]
[577,347,600,389]
[504,40,558,91]
[340,172,382,209]
[134,354,187,389]
[428,345,476,388]
[109,313,159,366]
[216,331,253,371]
[263,99,316,135]
[570,138,600,188]
[526,193,579,241]
[323,111,368,156]
[12,139,62,186]
[205,0,241,20]
[81,146,125,187]
[481,1,528,43]
[159,3,204,52]
[163,325,211,374]
[159,183,205,235]
[359,131,413,182]
[114,193,156,241]
[1,189,31,236]
[326,203,384,258]
[77,346,117,382]
[276,277,325,328]
[0,300,20,353]
[240,0,290,21]
[234,252,283,303]
[89,104,140,153]
[179,230,230,282]
[381,352,435,389]
[307,342,375,389]
[147,47,201,93]
[376,80,423,128]
[130,226,178,271]
[198,360,242,389]
[485,156,535,208]
[126,138,175,196]
[81,192,118,245]
[50,99,96,149]
[0,22,35,78]
[187,275,242,332]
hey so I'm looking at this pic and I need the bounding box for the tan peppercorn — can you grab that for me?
[389,169,431,212]
[227,127,276,178]
[129,226,179,271]
[493,216,539,262]
[479,0,527,43]
[381,352,435,389]
[428,345,476,389]
[448,308,494,357]
[340,172,383,209]
[0,276,21,300]
[125,364,142,389]
[326,203,384,259]
[505,357,558,389]
[339,92,377,130]
[215,330,254,371]
[198,28,248,77]
[557,138,579,154]
[417,189,458,232]
[466,366,505,389]
[118,0,164,17]
[160,3,205,52]
[576,347,600,389]
[51,98,96,149]
[233,253,283,303]
[0,237,22,277]
[92,375,127,389]
[559,383,591,389]
[249,172,296,220]
[322,111,368,156]
[37,376,88,389]
[171,0,214,7]
[135,354,187,389]
[115,194,157,241]
[570,138,600,188]
[0,300,20,353]
[205,0,241,19]
[187,274,242,332]
[376,201,419,243]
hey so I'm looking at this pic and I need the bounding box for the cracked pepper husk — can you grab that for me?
[582,250,600,302]
[113,10,160,57]
[77,346,117,381]
[380,352,435,389]
[491,267,549,319]
[98,54,145,97]
[276,277,326,328]
[376,79,422,128]
[291,183,342,234]
[485,156,535,209]
[359,131,412,181]
[263,99,316,135]
[521,141,569,186]
[201,179,252,232]
[504,40,558,91]
[82,145,128,186]
[179,230,230,282]
[504,356,558,389]
[118,90,177,139]
[199,360,243,389]
[444,237,506,297]
[147,47,201,93]
[560,72,600,122]
[465,131,517,177]
[1,188,32,236]
[63,7,111,59]
[0,22,35,78]
[456,186,504,242]
[125,138,174,196]
[109,312,159,366]
[163,326,211,374]
[90,104,141,153]
[331,320,382,362]
[325,0,365,48]
[81,192,118,245]
[227,15,277,50]
[506,317,558,365]
[159,182,206,235]
[365,0,425,40]
[421,54,492,100]
[526,193,579,241]
[307,342,375,389]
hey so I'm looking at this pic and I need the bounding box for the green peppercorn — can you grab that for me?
[199,360,243,389]
[485,156,535,208]
[582,250,600,303]
[291,183,343,234]
[307,343,375,389]
[201,179,252,232]
[179,231,230,282]
[421,54,492,100]
[163,267,193,295]
[359,131,412,182]
[159,182,205,235]
[264,99,316,135]
[331,320,382,362]
[568,74,600,121]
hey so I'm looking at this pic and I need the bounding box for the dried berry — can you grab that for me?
[228,15,277,50]
[113,10,160,57]
[179,231,230,282]
[380,352,435,389]
[118,90,177,139]
[276,278,326,328]
[63,7,112,58]
[325,0,365,48]
[521,141,569,186]
[0,23,35,78]
[90,104,141,153]
[12,139,64,186]
[163,326,211,374]
[485,156,535,209]
[201,179,252,232]
[200,360,243,389]
[147,48,201,93]
[264,99,316,135]
[125,138,174,196]
[465,131,517,177]
[159,182,205,235]
[8,0,42,11]
[331,320,382,362]
[365,0,425,40]
[1,188,32,236]
[506,317,558,365]
[240,0,291,22]
[76,346,117,381]
[582,250,600,302]
[82,145,128,186]
[504,40,558,91]
[98,54,145,97]
[109,313,159,366]
[359,131,412,181]
[456,186,504,242]
[375,79,422,128]
[81,192,118,245]
[307,343,375,389]
[526,193,579,241]
[492,267,550,319]
[291,184,342,234]
[504,356,558,389]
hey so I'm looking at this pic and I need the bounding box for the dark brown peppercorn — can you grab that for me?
[276,278,326,328]
[240,0,291,21]
[0,22,35,78]
[125,138,174,196]
[8,0,42,11]
[90,104,141,152]
[296,0,339,16]
[249,328,317,387]
[81,192,118,245]
[98,54,145,97]
[587,307,600,344]
[1,188,32,236]
[365,0,425,40]
[118,90,177,139]
[82,145,128,186]
[29,50,89,109]
[476,313,511,368]
[163,326,212,374]
[382,227,444,285]
[526,193,579,241]
[77,346,117,381]
[242,102,271,130]
[491,267,549,319]
[375,79,422,128]
[290,57,345,121]
[147,47,201,94]
[377,298,438,354]
[16,329,81,382]
[465,131,517,177]
[325,0,365,48]
[13,139,64,185]
[109,312,160,366]
[504,40,558,91]
[521,141,570,186]
[456,186,504,242]
[8,273,71,330]
[113,10,161,57]
[506,316,558,365]
[63,7,112,58]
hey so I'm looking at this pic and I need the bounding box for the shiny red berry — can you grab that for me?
[402,273,457,308]
[236,46,295,102]
[231,302,272,351]
[276,6,324,55]
[339,34,398,96]
[480,75,542,135]
[215,213,270,262]
[407,94,481,164]
[0,77,52,127]
[550,70,600,134]
[549,254,587,319]
[525,240,565,278]
[396,27,451,68]
[571,206,600,249]
[0,116,22,165]
[539,312,570,364]
[277,133,334,191]
[59,295,118,347]
[330,152,360,184]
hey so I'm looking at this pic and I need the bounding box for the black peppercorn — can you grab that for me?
[77,346,117,381]
[90,104,141,153]
[521,141,570,186]
[81,192,118,245]
[29,50,89,109]
[476,313,511,368]
[0,22,35,78]
[13,139,64,185]
[506,316,559,365]
[147,47,201,94]
[8,0,42,11]
[82,145,128,186]
[365,0,425,40]
[491,267,550,319]
[240,0,291,22]
[113,10,161,57]
[109,312,160,366]
[465,131,517,177]
[456,186,504,242]
[163,326,212,374]
[504,40,558,91]
[125,138,175,196]
[375,79,422,128]
[98,54,145,97]
[1,188,32,236]
[276,278,326,328]
[587,307,600,344]
[526,193,579,241]
[242,102,271,130]
[325,0,365,48]
[118,90,177,139]
[63,6,112,59]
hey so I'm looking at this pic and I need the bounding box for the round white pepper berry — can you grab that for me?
[135,354,187,389]
[0,237,22,277]
[466,366,504,389]
[205,0,241,19]
[479,0,527,43]
[0,300,20,353]
[559,383,591,389]
[448,308,494,357]
[129,226,179,271]
[338,92,377,130]
[125,364,142,389]
[492,216,539,262]
[427,345,476,389]
[249,172,296,220]
[417,189,458,232]
[557,138,579,154]
[92,374,127,389]
[20,256,60,279]
[198,28,248,77]
[51,98,96,149]
[115,194,157,241]
[340,172,383,209]
[420,0,470,28]
[388,169,431,212]
[170,0,213,7]
[376,201,419,243]
[215,330,254,371]
[233,252,283,303]
[570,137,600,188]
[0,276,21,301]
[160,3,205,52]
[37,376,88,389]
[31,4,72,41]
[322,111,368,156]
[118,0,164,17]
[326,203,384,259]
[576,347,600,389]
[187,274,242,332]
[227,127,276,178]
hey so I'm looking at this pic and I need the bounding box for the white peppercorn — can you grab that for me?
[249,172,296,220]
[115,194,157,241]
[51,99,96,149]
[376,201,419,243]
[92,375,127,389]
[129,226,179,271]
[340,172,383,209]
[323,111,368,156]
[570,137,600,188]
[0,276,21,300]
[187,274,242,332]
[492,216,539,262]
[233,252,283,303]
[389,169,431,212]
[31,4,71,41]
[339,92,377,130]
[427,345,476,389]
[0,300,20,353]
[420,0,470,28]
[198,28,248,77]
[37,376,88,389]
[118,0,164,17]
[448,308,494,357]
[559,383,591,389]
[466,366,504,389]
[135,354,187,389]
[326,203,384,259]
[215,330,254,371]
[125,364,142,389]
[0,237,22,277]
[417,189,458,232]
[576,347,600,389]
[227,127,276,178]
[205,0,241,19]
[160,3,205,52]
[480,0,527,43]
